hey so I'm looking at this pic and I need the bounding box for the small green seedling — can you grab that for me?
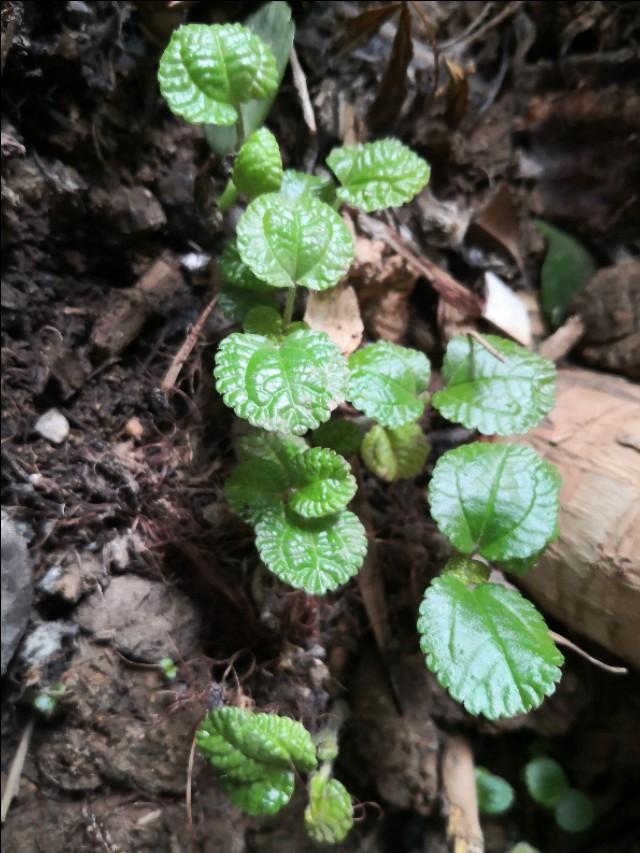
[197,706,353,842]
[158,11,565,823]
[33,682,66,717]
[475,766,515,816]
[159,657,178,681]
[525,757,594,833]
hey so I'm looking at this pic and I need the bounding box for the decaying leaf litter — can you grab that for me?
[2,2,639,851]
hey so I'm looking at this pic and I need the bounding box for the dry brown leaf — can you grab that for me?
[369,3,413,131]
[472,184,524,270]
[303,282,364,355]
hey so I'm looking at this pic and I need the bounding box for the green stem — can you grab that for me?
[283,285,297,325]
[218,178,239,212]
[235,107,246,149]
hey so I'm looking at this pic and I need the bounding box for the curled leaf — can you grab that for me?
[361,422,430,481]
[232,127,283,199]
[304,774,354,844]
[288,447,357,519]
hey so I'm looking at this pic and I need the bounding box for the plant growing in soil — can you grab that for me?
[158,13,564,820]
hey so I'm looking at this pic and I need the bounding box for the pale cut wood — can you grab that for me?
[519,368,640,668]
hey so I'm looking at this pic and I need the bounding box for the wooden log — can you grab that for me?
[519,368,640,668]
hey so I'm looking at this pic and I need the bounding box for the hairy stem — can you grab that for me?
[283,285,297,325]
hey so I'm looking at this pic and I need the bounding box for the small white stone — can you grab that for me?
[35,408,70,444]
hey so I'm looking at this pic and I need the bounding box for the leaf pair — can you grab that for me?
[226,432,366,594]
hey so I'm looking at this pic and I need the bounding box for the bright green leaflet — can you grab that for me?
[443,555,490,584]
[348,342,431,428]
[197,707,317,816]
[254,505,367,594]
[311,419,363,457]
[243,306,284,336]
[237,192,354,291]
[214,327,349,435]
[428,442,561,561]
[535,220,595,329]
[554,790,594,833]
[305,774,354,844]
[475,767,515,815]
[287,447,357,519]
[361,422,430,481]
[235,429,307,468]
[158,24,278,126]
[418,574,563,719]
[280,169,336,203]
[327,138,430,212]
[218,241,280,322]
[232,128,283,199]
[525,757,570,808]
[205,1,294,154]
[432,335,556,436]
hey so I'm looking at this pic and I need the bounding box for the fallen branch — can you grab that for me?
[161,295,217,393]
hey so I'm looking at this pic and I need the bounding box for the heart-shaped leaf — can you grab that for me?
[232,127,283,199]
[158,24,278,126]
[288,447,357,518]
[254,505,367,594]
[327,139,430,212]
[418,574,563,719]
[476,767,515,815]
[361,422,430,481]
[525,758,570,809]
[311,419,363,457]
[432,335,556,436]
[305,774,354,844]
[428,442,561,561]
[197,706,317,815]
[348,342,431,428]
[214,328,349,435]
[219,241,280,322]
[236,193,354,291]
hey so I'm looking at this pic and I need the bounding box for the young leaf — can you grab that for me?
[535,220,595,329]
[197,706,317,816]
[443,555,490,584]
[280,169,335,203]
[236,429,307,469]
[348,342,431,428]
[305,774,354,844]
[224,459,289,523]
[428,442,561,561]
[219,241,280,322]
[243,306,284,336]
[418,574,563,719]
[327,139,430,212]
[214,328,349,435]
[254,505,367,594]
[432,335,556,436]
[361,422,430,481]
[236,193,354,291]
[288,447,357,519]
[554,790,594,833]
[204,1,295,155]
[232,128,283,199]
[524,757,570,809]
[311,419,363,457]
[475,767,515,815]
[158,24,278,126]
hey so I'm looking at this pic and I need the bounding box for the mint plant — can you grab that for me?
[159,13,563,770]
[197,706,353,842]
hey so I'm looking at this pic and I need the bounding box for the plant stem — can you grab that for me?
[218,179,238,212]
[283,285,297,325]
[235,107,246,149]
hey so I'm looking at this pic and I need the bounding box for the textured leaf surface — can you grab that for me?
[428,442,561,561]
[219,241,280,321]
[525,758,569,808]
[476,767,515,815]
[288,447,357,519]
[243,306,284,336]
[418,574,563,719]
[280,169,335,203]
[305,774,354,844]
[327,139,430,212]
[224,459,288,523]
[204,1,294,155]
[236,429,307,468]
[254,505,367,594]
[214,328,348,434]
[311,419,363,457]
[554,790,594,833]
[361,422,430,481]
[237,193,353,291]
[348,342,431,428]
[232,128,283,199]
[536,220,595,329]
[197,707,317,815]
[432,335,556,436]
[158,24,278,126]
[443,555,490,584]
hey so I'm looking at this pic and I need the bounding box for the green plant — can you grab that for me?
[33,682,66,716]
[197,706,353,841]
[158,9,565,821]
[475,766,515,816]
[525,757,594,833]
